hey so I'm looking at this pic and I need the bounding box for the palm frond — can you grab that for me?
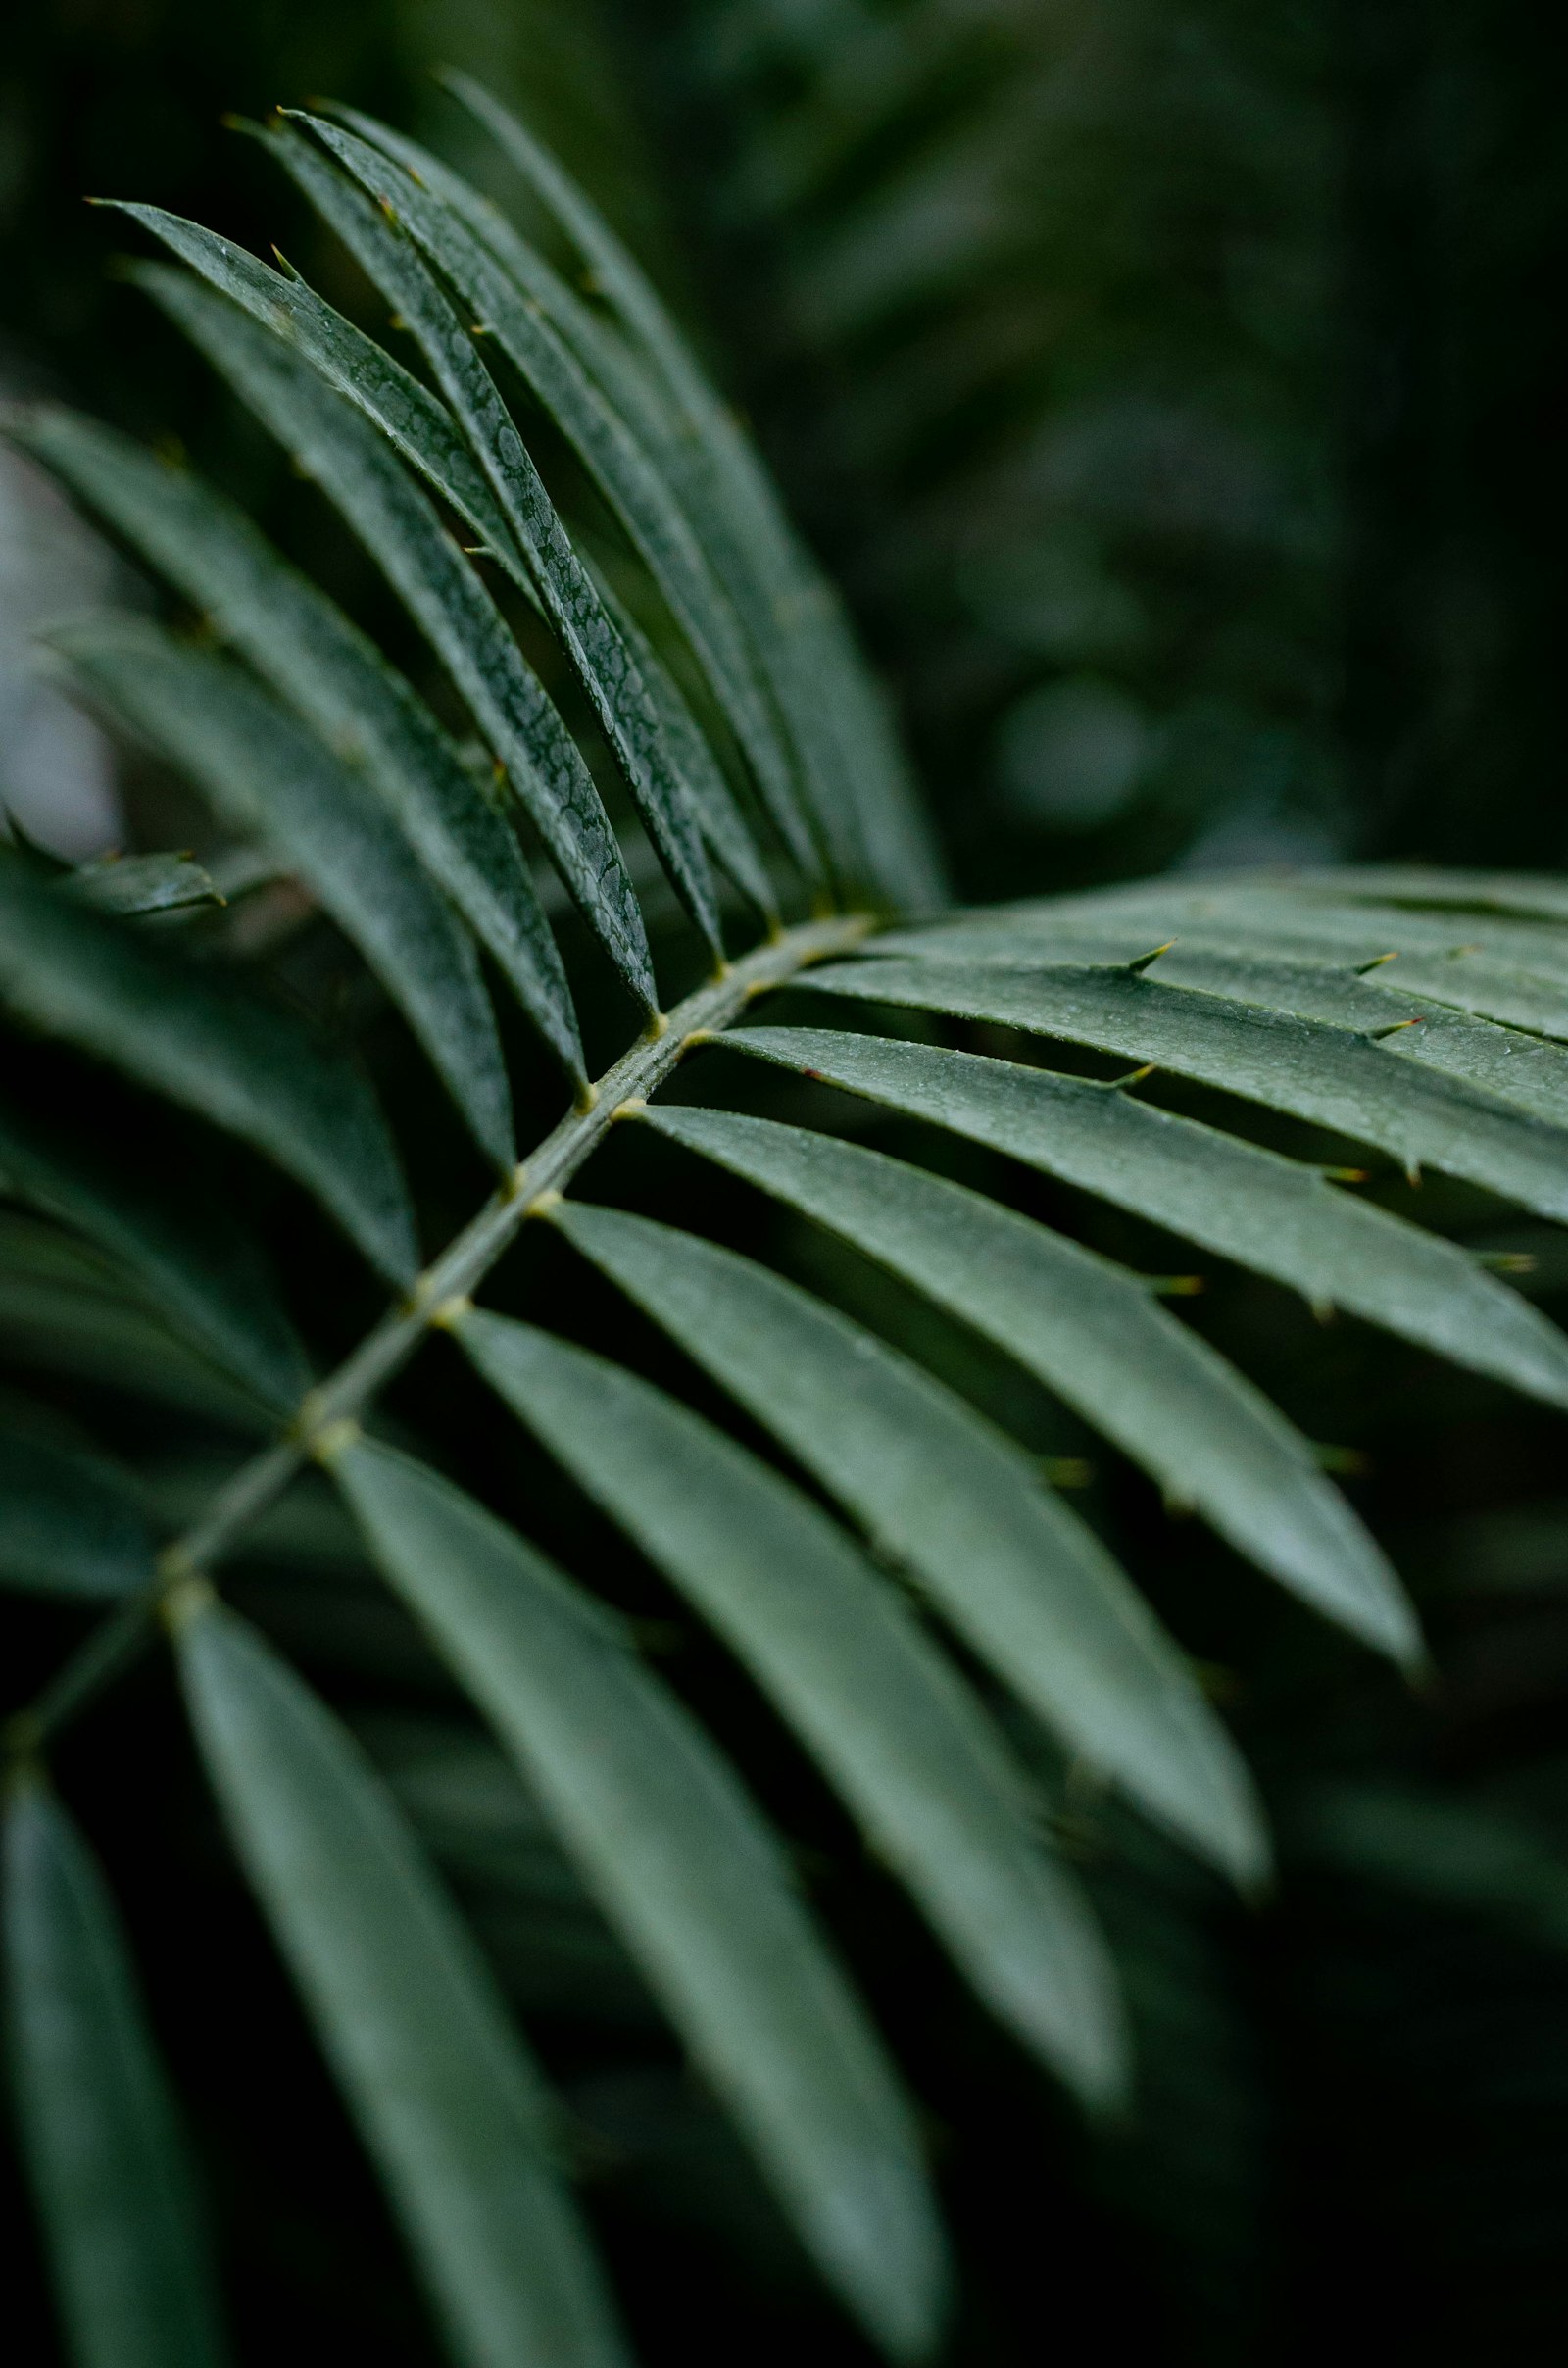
[2,88,1566,2368]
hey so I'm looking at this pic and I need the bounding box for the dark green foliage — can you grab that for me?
[2,33,1567,2368]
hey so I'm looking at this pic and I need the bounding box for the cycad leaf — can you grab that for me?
[0,1430,153,1598]
[297,110,813,891]
[1107,880,1568,979]
[806,954,1568,1223]
[269,120,721,955]
[595,578,778,923]
[20,409,579,1083]
[3,1781,230,2368]
[294,104,814,880]
[458,1308,1129,2099]
[131,267,655,1012]
[1085,946,1568,1128]
[175,1598,628,2368]
[329,1437,950,2361]
[0,1099,308,1408]
[639,1104,1413,1662]
[0,860,415,1283]
[330,96,849,894]
[107,204,525,570]
[52,617,515,1165]
[942,884,1568,1034]
[117,204,782,920]
[719,1026,1568,1414]
[548,1199,1263,1879]
[870,917,1568,1122]
[440,71,948,911]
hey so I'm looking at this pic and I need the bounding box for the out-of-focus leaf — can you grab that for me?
[330,1438,951,2361]
[16,404,583,1072]
[176,1599,629,2368]
[68,854,222,918]
[0,858,415,1282]
[0,1099,308,1409]
[3,1780,230,2368]
[0,1216,271,1430]
[0,1430,152,1598]
[1294,1782,1568,1950]
[51,617,515,1166]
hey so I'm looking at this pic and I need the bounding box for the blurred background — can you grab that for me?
[5,3,1568,2362]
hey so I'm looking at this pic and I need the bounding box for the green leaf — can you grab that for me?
[0,1430,152,1598]
[298,109,817,891]
[175,1598,628,2368]
[548,1199,1265,1879]
[718,1025,1568,1414]
[0,1098,308,1409]
[0,1216,274,1430]
[593,577,779,924]
[875,911,1568,1118]
[4,1780,230,2368]
[268,120,721,956]
[440,72,948,912]
[331,102,662,413]
[938,882,1568,1034]
[107,204,526,572]
[1132,880,1568,982]
[458,1307,1129,2100]
[638,1104,1412,1662]
[129,270,656,1014]
[69,853,222,918]
[328,96,853,894]
[1293,1782,1568,1950]
[1300,865,1568,923]
[807,951,1568,1224]
[0,859,415,1283]
[1090,946,1568,1129]
[117,203,799,917]
[315,99,828,880]
[51,617,515,1166]
[20,409,579,1086]
[329,1437,950,2361]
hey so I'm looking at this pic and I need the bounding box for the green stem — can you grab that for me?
[5,913,871,1758]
